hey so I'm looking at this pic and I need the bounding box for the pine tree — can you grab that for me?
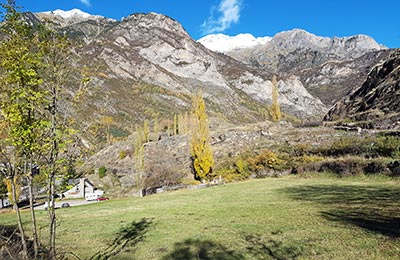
[189,90,214,181]
[271,75,281,122]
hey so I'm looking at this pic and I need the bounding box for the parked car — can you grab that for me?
[61,203,70,208]
[96,197,109,201]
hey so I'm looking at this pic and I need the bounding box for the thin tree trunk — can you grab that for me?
[28,172,39,259]
[48,84,58,260]
[11,175,29,259]
[48,171,56,260]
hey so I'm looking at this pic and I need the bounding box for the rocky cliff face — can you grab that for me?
[325,49,400,129]
[297,50,393,105]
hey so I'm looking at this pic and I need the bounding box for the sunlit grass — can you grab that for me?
[1,175,399,259]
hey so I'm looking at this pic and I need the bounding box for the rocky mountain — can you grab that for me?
[325,49,400,129]
[297,49,394,105]
[23,10,328,148]
[35,9,117,42]
[200,29,386,72]
[199,29,390,107]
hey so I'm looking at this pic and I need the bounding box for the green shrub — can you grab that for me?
[374,136,400,158]
[98,166,107,178]
[234,158,250,177]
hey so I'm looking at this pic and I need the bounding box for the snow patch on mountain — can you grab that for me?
[43,9,94,19]
[198,33,271,52]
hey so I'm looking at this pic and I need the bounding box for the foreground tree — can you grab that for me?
[0,1,47,258]
[1,2,87,259]
[39,24,86,259]
[189,90,214,181]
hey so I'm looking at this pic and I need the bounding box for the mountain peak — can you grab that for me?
[43,9,93,19]
[198,33,272,52]
[38,9,114,24]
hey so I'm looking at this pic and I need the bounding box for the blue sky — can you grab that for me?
[11,0,400,48]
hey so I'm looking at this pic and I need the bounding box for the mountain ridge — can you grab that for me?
[198,28,386,57]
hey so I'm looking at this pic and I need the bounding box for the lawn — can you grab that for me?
[1,174,400,259]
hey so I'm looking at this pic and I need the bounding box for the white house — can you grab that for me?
[63,178,104,201]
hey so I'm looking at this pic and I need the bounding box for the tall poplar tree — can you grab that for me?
[270,75,281,122]
[189,90,214,181]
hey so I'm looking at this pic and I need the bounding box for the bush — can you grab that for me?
[373,136,400,158]
[118,150,127,159]
[98,166,107,178]
[246,149,287,173]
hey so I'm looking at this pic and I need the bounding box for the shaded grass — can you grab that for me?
[281,183,400,238]
[1,176,400,259]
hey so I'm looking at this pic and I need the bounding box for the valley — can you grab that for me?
[0,4,399,260]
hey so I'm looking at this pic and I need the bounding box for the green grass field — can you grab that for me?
[1,174,400,259]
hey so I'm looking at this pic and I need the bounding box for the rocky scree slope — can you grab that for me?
[325,49,400,129]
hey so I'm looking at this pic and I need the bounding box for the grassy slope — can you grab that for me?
[1,175,400,259]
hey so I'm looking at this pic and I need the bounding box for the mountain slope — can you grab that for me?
[31,10,327,134]
[325,49,400,129]
[199,29,389,107]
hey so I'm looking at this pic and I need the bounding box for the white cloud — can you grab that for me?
[202,0,242,34]
[79,0,91,7]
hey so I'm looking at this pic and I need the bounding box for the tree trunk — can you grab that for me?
[11,175,29,259]
[28,172,39,259]
[47,171,56,260]
[48,84,58,260]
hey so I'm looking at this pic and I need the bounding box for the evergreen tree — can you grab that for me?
[189,90,214,181]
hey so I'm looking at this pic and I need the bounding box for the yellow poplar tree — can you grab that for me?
[271,75,281,122]
[134,126,145,197]
[189,90,214,181]
[143,119,150,142]
[153,116,159,140]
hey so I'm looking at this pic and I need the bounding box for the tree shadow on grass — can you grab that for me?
[244,233,304,260]
[162,235,306,260]
[87,218,152,260]
[281,184,400,238]
[161,238,245,260]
